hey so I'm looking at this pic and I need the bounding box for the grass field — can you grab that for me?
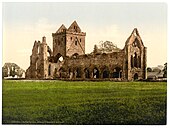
[2,80,167,125]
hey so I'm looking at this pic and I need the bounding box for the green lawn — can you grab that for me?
[2,80,167,124]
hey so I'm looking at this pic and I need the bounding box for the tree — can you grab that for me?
[163,62,167,78]
[11,66,16,77]
[93,45,99,54]
[16,68,25,78]
[92,41,120,54]
[99,41,120,53]
[2,63,25,78]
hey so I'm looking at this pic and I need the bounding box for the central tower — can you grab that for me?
[52,21,86,62]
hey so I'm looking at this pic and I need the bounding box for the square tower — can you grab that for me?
[52,21,86,61]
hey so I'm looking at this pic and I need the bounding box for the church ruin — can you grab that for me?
[26,21,147,81]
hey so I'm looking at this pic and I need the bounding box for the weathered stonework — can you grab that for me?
[26,21,147,81]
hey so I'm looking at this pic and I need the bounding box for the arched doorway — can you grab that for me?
[102,67,109,78]
[112,67,122,78]
[75,67,81,78]
[84,68,90,78]
[134,73,138,80]
[93,67,99,78]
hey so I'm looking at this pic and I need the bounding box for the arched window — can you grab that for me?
[134,52,138,68]
[138,56,141,68]
[72,53,79,59]
[59,56,63,62]
[75,41,78,45]
[54,53,64,63]
[48,64,51,76]
[131,55,134,68]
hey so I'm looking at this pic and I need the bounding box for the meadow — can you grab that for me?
[2,80,167,124]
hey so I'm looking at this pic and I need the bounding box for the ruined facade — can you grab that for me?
[26,21,147,81]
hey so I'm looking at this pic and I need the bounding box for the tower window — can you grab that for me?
[75,41,77,45]
[71,37,72,40]
[80,39,81,42]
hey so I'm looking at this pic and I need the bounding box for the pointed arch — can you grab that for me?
[93,67,99,78]
[131,55,134,68]
[134,52,138,68]
[102,66,110,78]
[112,67,122,78]
[54,53,64,63]
[48,64,51,76]
[75,67,81,78]
[84,68,90,78]
[72,53,79,59]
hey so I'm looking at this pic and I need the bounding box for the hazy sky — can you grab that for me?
[2,2,167,70]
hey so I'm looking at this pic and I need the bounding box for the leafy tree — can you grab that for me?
[93,45,99,54]
[99,41,120,53]
[92,41,120,54]
[2,67,8,78]
[16,69,25,78]
[163,62,167,78]
[2,63,25,78]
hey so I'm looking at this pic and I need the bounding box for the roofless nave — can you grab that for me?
[26,21,147,81]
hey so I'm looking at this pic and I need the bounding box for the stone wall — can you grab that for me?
[57,51,125,80]
[26,21,147,81]
[52,21,86,60]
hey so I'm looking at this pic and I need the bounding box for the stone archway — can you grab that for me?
[102,66,110,78]
[93,67,99,78]
[75,67,81,78]
[112,67,122,78]
[84,68,90,78]
[54,53,64,63]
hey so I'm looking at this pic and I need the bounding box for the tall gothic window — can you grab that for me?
[131,55,134,68]
[134,52,138,68]
[48,64,51,76]
[75,41,77,45]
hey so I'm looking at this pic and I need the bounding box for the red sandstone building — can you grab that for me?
[26,21,147,81]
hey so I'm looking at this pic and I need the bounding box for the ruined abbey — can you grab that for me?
[26,21,147,81]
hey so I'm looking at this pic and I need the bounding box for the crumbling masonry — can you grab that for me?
[26,21,147,81]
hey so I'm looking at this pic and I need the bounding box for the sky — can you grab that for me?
[2,2,167,70]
